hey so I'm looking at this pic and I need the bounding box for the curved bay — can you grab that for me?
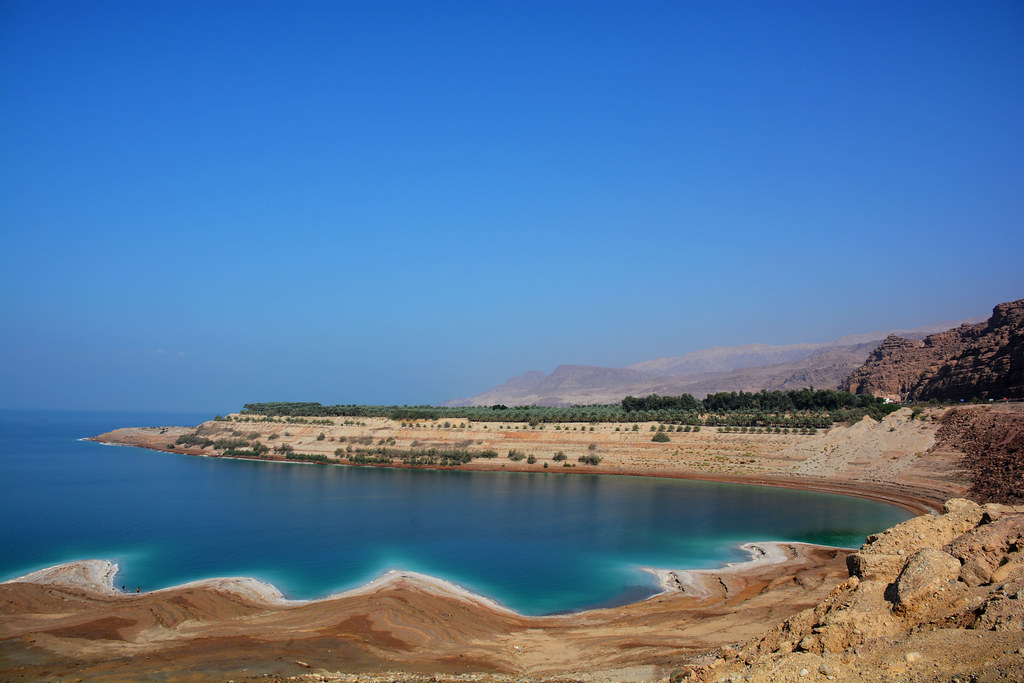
[0,410,911,615]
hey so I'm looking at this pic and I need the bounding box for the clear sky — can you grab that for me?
[1,0,1022,412]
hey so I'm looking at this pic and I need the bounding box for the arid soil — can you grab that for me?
[3,404,1023,682]
[935,406,1024,504]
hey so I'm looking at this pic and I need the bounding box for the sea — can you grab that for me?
[0,409,912,615]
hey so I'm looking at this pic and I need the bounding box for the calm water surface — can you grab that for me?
[0,410,911,614]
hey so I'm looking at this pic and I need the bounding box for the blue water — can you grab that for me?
[0,410,911,615]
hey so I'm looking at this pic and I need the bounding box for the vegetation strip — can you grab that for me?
[235,389,899,427]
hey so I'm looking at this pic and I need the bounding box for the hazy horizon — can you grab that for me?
[2,1,1022,413]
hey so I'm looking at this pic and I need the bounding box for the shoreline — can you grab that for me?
[2,539,824,618]
[1,541,853,681]
[86,433,941,516]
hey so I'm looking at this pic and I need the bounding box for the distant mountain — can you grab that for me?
[444,317,984,407]
[843,299,1024,402]
[628,320,982,378]
[628,343,824,376]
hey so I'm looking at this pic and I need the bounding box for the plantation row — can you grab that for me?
[238,390,895,427]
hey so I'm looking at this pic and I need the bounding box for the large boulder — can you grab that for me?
[890,548,961,613]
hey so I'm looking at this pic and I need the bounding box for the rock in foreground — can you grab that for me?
[674,499,1024,682]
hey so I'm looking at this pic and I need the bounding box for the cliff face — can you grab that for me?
[912,300,1024,402]
[842,299,1024,402]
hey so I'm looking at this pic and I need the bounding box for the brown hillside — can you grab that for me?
[843,299,1024,402]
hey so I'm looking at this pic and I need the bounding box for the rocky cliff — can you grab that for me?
[843,299,1024,402]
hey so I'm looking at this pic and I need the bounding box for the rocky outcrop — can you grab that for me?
[843,299,1024,402]
[915,299,1024,402]
[673,499,1024,682]
[842,334,952,401]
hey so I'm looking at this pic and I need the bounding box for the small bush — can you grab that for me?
[652,432,670,443]
[552,451,567,462]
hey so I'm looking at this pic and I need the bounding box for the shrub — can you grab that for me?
[508,449,525,462]
[552,451,567,462]
[286,452,331,464]
[577,454,602,466]
[652,432,670,443]
[317,432,325,441]
[588,443,597,451]
[526,455,536,464]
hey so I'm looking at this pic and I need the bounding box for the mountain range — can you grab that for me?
[443,318,985,407]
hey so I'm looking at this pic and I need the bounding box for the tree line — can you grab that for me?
[241,389,897,427]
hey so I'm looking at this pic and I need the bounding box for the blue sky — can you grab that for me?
[1,0,1022,412]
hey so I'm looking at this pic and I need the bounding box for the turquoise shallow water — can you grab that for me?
[0,410,912,615]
